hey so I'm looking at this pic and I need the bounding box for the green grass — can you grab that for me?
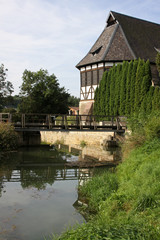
[49,138,160,240]
[78,170,118,213]
[46,112,160,240]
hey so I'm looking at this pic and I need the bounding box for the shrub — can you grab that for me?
[0,122,18,151]
[144,112,160,139]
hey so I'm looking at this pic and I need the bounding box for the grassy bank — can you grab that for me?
[47,113,160,240]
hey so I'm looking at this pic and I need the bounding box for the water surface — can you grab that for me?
[0,146,85,240]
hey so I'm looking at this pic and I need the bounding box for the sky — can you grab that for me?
[0,0,160,97]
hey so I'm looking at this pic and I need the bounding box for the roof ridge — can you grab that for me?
[118,25,136,59]
[110,10,160,26]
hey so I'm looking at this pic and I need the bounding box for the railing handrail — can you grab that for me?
[0,113,127,131]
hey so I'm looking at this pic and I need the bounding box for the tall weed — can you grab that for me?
[79,170,118,213]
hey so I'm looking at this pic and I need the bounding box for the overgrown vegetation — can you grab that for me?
[0,123,18,151]
[94,58,160,117]
[47,111,160,239]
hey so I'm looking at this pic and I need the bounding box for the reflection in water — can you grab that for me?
[0,145,120,240]
[0,147,79,190]
[0,146,85,240]
[58,143,121,164]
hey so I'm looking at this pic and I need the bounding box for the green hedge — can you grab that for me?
[94,59,160,117]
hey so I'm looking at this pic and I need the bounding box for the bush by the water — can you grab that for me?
[48,113,160,240]
[0,122,18,151]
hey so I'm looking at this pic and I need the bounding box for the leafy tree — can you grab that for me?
[156,52,160,76]
[141,60,152,99]
[152,87,160,111]
[130,60,138,115]
[1,95,22,112]
[145,86,155,115]
[109,66,116,116]
[113,64,122,116]
[100,71,107,115]
[134,58,145,113]
[140,94,148,116]
[119,61,129,115]
[18,69,70,113]
[0,64,13,110]
[93,87,99,116]
[96,80,102,116]
[93,58,157,118]
[68,96,80,107]
[125,61,133,115]
[105,70,111,116]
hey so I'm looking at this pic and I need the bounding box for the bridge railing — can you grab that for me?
[0,113,12,123]
[0,113,127,131]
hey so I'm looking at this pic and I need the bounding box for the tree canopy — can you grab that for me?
[18,69,70,113]
[0,64,13,110]
[68,96,80,107]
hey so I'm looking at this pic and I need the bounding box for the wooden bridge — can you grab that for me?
[0,113,126,132]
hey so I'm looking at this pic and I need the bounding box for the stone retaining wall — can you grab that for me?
[40,130,115,147]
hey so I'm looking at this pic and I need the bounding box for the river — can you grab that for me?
[0,145,119,240]
[0,146,87,240]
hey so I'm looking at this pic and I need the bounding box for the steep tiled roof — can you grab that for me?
[76,11,160,68]
[112,11,160,63]
[76,24,117,67]
[104,25,134,61]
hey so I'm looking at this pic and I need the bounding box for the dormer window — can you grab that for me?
[90,46,102,56]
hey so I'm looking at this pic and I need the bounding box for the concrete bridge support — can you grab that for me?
[17,131,41,146]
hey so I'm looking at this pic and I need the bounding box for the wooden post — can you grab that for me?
[89,115,92,129]
[65,115,68,130]
[80,115,83,130]
[111,116,114,128]
[48,114,51,129]
[116,117,120,130]
[61,115,64,128]
[9,114,12,123]
[76,115,79,128]
[22,114,25,128]
[93,116,97,130]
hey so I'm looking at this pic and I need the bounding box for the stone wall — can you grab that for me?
[40,130,115,147]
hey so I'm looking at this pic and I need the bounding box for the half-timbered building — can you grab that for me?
[76,11,160,115]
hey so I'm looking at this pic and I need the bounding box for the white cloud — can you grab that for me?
[0,0,159,97]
